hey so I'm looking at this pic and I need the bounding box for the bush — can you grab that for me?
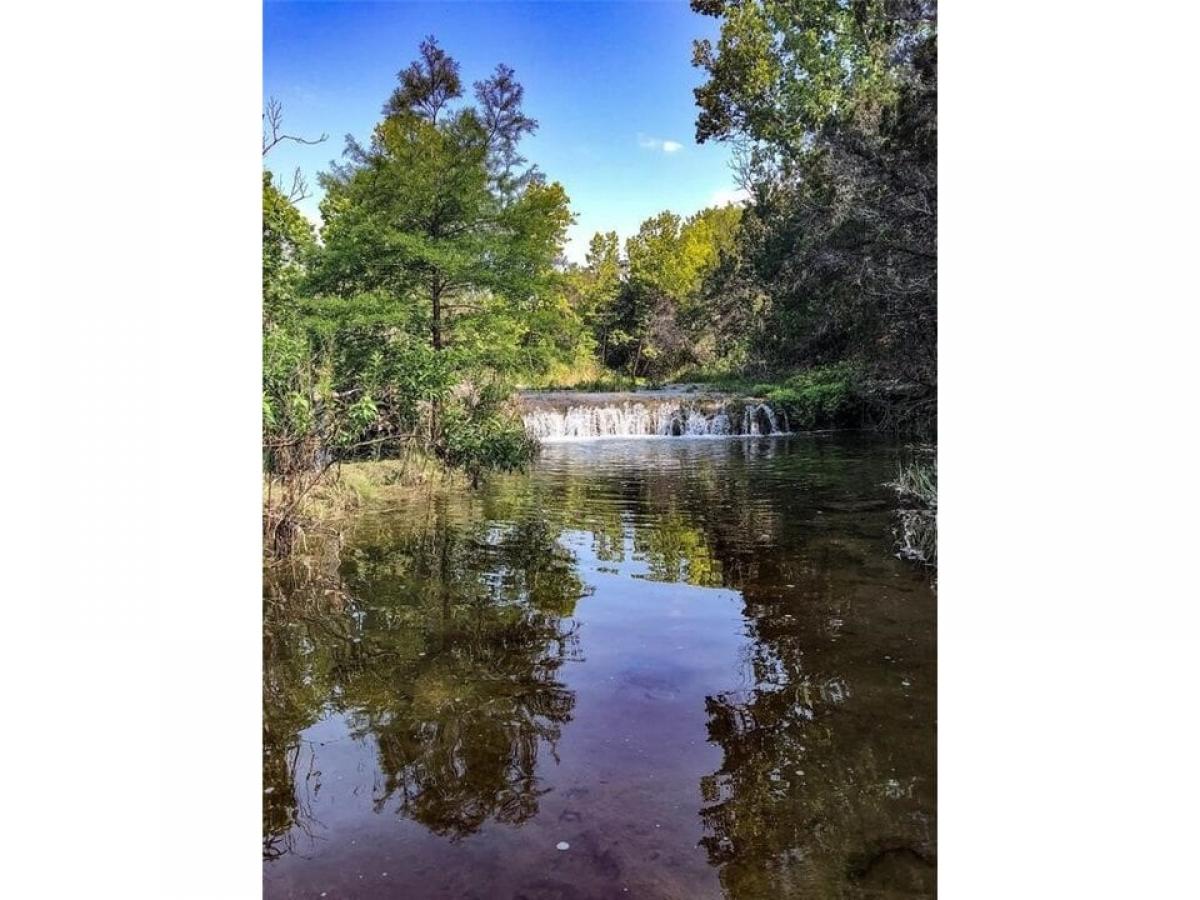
[758,363,863,429]
[439,384,538,486]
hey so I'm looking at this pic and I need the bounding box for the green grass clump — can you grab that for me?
[892,458,937,509]
[890,457,937,566]
[751,363,863,429]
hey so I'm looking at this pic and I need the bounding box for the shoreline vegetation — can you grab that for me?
[891,453,938,568]
[263,452,460,564]
[264,5,936,563]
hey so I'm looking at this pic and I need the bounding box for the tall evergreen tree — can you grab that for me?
[315,38,571,362]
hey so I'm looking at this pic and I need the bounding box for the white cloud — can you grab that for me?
[708,186,751,208]
[637,133,684,154]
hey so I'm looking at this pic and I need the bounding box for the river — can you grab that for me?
[264,432,936,898]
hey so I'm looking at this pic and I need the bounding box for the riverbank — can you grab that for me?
[263,451,464,562]
[265,378,937,567]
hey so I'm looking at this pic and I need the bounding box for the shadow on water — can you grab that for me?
[264,433,935,898]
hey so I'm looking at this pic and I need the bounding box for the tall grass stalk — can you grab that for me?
[890,456,937,566]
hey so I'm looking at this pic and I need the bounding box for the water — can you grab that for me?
[264,433,936,898]
[520,391,786,441]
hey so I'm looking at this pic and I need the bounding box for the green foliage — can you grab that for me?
[569,204,742,380]
[440,386,538,486]
[692,0,920,149]
[262,176,335,482]
[313,52,573,371]
[750,364,863,429]
[691,1,937,433]
[300,291,453,451]
[263,39,583,515]
[262,171,315,327]
[263,322,321,442]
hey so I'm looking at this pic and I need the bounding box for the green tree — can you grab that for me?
[262,161,350,556]
[260,44,581,557]
[300,38,573,476]
[692,0,927,151]
[562,231,623,367]
[596,205,743,378]
[262,171,315,327]
[692,1,937,430]
[314,37,572,366]
[626,211,687,298]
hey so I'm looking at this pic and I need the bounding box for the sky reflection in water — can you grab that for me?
[264,434,936,899]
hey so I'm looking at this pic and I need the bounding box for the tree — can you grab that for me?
[691,0,937,430]
[261,40,569,492]
[692,1,933,153]
[382,35,463,123]
[675,204,742,317]
[259,52,574,555]
[314,38,571,366]
[262,96,328,204]
[566,231,623,364]
[262,107,344,556]
[262,171,315,327]
[579,205,740,378]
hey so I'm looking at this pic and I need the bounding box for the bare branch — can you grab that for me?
[282,167,311,202]
[263,96,328,157]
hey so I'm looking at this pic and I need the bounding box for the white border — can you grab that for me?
[9,1,260,896]
[941,2,1200,895]
[4,1,1198,896]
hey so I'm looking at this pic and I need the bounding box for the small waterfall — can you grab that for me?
[520,391,791,442]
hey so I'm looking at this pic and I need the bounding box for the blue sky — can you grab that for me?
[263,1,745,263]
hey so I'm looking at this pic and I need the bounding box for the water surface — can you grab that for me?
[264,434,936,898]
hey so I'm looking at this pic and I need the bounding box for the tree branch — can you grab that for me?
[263,96,328,157]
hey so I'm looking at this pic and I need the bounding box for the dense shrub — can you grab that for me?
[758,364,863,429]
[440,385,538,486]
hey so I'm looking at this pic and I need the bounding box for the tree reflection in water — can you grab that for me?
[516,438,936,896]
[263,494,585,853]
[263,436,935,898]
[698,542,937,897]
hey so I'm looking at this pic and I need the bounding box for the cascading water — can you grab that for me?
[520,390,791,442]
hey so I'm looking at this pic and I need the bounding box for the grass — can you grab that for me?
[305,451,465,515]
[264,450,460,562]
[889,456,937,566]
[892,457,937,509]
[524,357,645,392]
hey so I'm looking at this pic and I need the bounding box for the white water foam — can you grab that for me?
[522,399,788,442]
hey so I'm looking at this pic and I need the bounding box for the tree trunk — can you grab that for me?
[430,279,443,351]
[429,277,444,446]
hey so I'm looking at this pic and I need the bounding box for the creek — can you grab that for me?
[264,427,936,898]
